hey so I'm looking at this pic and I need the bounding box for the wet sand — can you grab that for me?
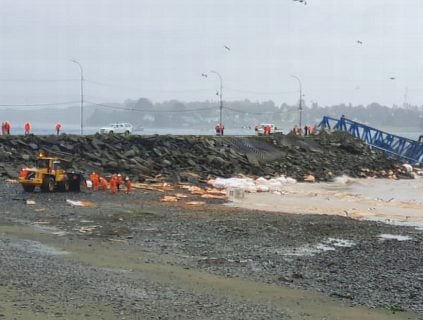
[1,179,422,319]
[229,176,423,228]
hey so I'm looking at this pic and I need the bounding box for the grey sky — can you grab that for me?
[1,0,423,107]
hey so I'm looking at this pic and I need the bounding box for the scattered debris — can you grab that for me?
[26,199,36,205]
[209,176,296,193]
[200,194,227,200]
[303,175,316,183]
[66,199,95,207]
[174,193,188,198]
[132,182,174,192]
[330,292,353,300]
[185,201,206,206]
[160,195,178,202]
[79,226,98,233]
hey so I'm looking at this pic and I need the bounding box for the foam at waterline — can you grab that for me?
[378,234,412,241]
[333,175,360,185]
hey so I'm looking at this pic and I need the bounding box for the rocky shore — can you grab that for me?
[0,179,421,319]
[0,132,421,319]
[0,131,407,182]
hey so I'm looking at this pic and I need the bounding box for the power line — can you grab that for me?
[86,79,300,96]
[0,101,80,107]
[0,79,78,82]
[225,87,299,95]
[86,100,216,113]
[85,79,211,94]
[224,106,298,115]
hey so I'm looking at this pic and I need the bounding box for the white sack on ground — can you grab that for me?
[211,176,296,193]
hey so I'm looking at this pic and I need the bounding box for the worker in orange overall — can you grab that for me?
[93,172,99,191]
[125,176,132,194]
[24,122,31,135]
[90,172,99,191]
[109,175,117,194]
[99,177,108,191]
[215,124,221,136]
[4,121,11,135]
[55,123,62,135]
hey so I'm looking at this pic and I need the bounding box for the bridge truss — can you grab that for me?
[318,116,423,165]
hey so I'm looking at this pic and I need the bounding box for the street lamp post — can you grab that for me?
[291,75,303,130]
[210,70,223,136]
[70,60,84,135]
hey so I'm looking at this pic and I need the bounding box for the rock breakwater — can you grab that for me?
[0,131,401,182]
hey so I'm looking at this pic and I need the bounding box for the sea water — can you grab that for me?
[4,125,255,136]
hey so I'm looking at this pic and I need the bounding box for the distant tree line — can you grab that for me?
[85,98,423,130]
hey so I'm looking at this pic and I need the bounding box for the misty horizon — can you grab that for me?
[2,1,423,110]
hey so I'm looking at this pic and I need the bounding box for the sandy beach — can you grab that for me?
[229,176,423,228]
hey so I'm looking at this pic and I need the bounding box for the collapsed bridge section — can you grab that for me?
[318,116,423,166]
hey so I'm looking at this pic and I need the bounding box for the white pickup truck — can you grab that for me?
[99,123,133,135]
[255,123,282,136]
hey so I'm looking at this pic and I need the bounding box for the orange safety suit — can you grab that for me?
[55,123,62,135]
[215,124,221,135]
[125,178,132,194]
[5,122,11,135]
[90,172,99,191]
[99,177,108,191]
[109,175,117,194]
[24,122,31,135]
[263,125,269,136]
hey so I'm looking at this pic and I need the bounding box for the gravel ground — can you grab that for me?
[0,179,422,319]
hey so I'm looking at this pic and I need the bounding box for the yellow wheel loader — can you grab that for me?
[18,153,86,192]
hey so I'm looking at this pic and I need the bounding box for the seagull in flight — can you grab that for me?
[224,45,231,51]
[201,73,208,78]
[356,40,363,45]
[293,0,307,5]
[389,77,396,80]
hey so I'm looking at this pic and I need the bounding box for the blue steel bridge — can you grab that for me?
[318,116,423,166]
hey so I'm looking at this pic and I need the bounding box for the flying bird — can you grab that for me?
[389,77,396,80]
[201,73,208,78]
[356,40,363,44]
[224,45,231,51]
[293,0,307,4]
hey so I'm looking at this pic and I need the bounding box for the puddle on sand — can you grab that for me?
[365,216,423,231]
[11,239,69,256]
[276,238,356,257]
[31,224,68,236]
[378,234,412,241]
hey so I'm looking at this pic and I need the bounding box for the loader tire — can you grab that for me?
[23,185,35,192]
[41,177,55,192]
[59,180,70,192]
[73,177,86,192]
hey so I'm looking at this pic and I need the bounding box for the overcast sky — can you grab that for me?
[1,0,423,107]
